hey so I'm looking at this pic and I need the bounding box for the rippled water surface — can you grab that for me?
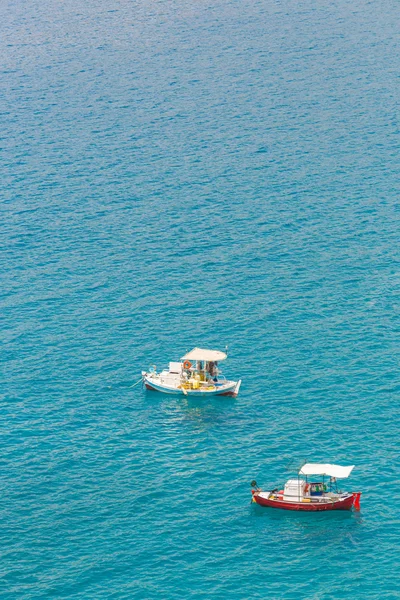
[1,0,400,598]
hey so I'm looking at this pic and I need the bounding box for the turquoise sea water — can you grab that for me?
[1,0,400,597]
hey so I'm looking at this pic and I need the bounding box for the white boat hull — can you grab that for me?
[143,374,241,397]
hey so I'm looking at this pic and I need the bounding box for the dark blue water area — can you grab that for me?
[1,0,400,597]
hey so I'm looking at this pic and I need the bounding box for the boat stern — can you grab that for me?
[352,492,362,511]
[233,379,242,397]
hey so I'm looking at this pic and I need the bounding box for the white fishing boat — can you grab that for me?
[142,347,241,397]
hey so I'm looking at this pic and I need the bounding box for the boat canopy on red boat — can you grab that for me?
[299,463,354,478]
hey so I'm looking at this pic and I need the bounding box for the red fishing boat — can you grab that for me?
[251,463,361,512]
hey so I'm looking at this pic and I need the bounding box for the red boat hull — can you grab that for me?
[252,493,356,511]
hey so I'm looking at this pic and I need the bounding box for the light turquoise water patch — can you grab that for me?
[1,0,399,598]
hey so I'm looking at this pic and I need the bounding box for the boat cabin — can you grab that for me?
[283,479,306,501]
[281,479,328,502]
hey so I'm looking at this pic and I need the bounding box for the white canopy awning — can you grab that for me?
[299,463,354,479]
[181,347,227,362]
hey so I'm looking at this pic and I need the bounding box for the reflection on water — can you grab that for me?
[144,389,237,429]
[250,502,364,549]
